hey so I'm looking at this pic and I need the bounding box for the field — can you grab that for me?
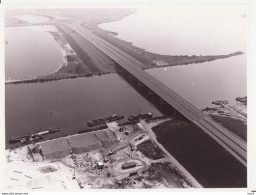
[152,119,247,188]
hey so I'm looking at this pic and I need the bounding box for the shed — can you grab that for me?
[97,161,104,169]
[121,162,136,170]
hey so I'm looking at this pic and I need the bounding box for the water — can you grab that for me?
[5,6,247,147]
[5,74,163,148]
[147,54,247,109]
[99,4,247,108]
[99,4,247,55]
[14,14,50,23]
[5,26,64,80]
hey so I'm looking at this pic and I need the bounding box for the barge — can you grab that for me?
[128,112,153,121]
[9,135,31,143]
[87,114,124,127]
[9,128,61,144]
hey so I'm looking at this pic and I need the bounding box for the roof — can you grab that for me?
[94,130,111,143]
[40,137,72,159]
[40,137,71,153]
[122,162,136,169]
[105,130,118,142]
[68,132,101,148]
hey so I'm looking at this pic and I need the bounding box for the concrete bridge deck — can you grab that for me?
[69,21,246,166]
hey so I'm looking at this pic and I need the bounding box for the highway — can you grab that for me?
[69,21,247,166]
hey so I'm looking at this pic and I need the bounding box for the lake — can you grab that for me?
[5,25,64,80]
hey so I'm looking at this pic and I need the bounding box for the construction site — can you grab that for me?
[5,119,201,190]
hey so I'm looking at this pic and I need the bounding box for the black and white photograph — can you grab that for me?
[1,0,255,193]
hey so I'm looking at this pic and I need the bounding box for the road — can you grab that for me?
[66,21,246,166]
[139,119,202,187]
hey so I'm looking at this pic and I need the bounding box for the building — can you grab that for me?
[121,162,136,170]
[40,137,72,160]
[94,130,113,147]
[97,161,104,169]
[37,129,119,160]
[67,132,102,154]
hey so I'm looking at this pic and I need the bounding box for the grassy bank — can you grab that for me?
[152,119,246,188]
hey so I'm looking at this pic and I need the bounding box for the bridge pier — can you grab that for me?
[160,98,167,105]
[173,109,177,116]
[147,89,153,96]
[137,81,143,87]
[115,65,125,73]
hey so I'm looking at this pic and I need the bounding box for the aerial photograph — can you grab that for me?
[4,3,247,190]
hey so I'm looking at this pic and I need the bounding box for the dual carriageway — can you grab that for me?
[58,21,247,167]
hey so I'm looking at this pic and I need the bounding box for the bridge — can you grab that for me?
[69,21,247,166]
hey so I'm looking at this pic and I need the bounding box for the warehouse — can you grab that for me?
[68,132,102,154]
[94,130,114,147]
[40,137,72,160]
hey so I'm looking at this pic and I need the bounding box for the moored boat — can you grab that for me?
[9,134,31,143]
[87,114,124,127]
[128,112,153,121]
[49,128,61,133]
[9,128,61,144]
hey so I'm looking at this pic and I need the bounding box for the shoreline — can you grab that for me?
[202,96,247,141]
[5,118,200,189]
[5,12,244,85]
[82,15,244,68]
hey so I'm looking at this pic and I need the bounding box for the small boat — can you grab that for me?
[49,128,61,133]
[87,114,124,127]
[128,112,153,121]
